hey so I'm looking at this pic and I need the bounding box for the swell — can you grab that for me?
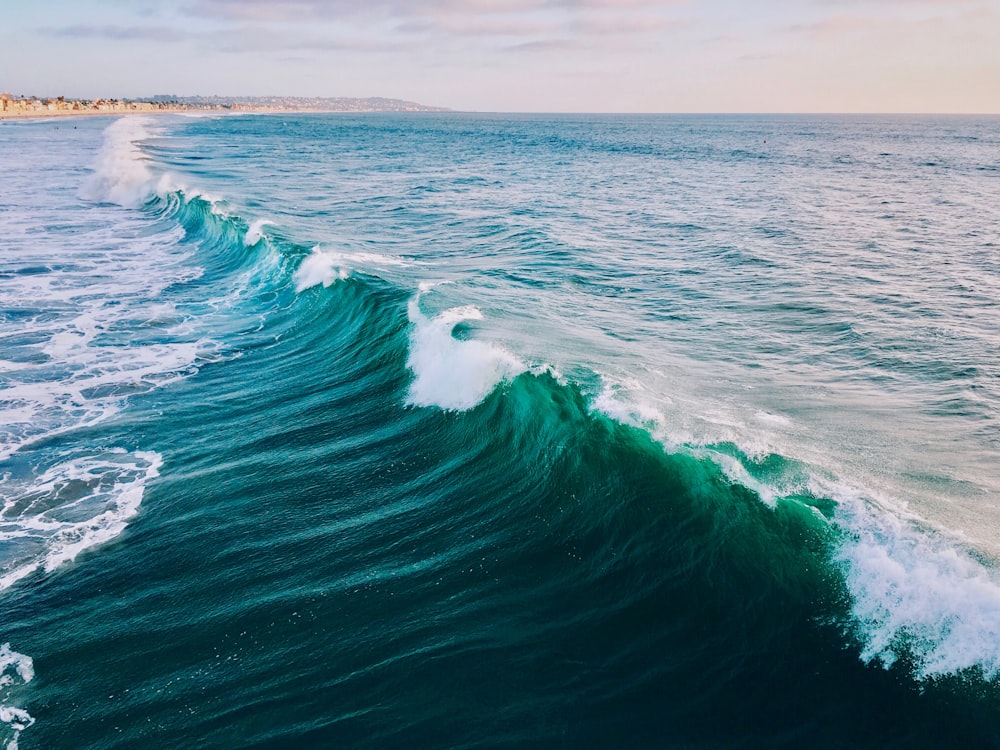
[82,116,1000,690]
[17,341,1000,748]
[86,115,1000,690]
[9,115,1000,748]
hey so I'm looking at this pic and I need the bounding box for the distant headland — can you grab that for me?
[0,94,450,119]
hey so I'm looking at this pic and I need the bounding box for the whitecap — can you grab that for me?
[244,219,275,247]
[832,485,1000,679]
[406,293,525,411]
[79,117,156,208]
[293,247,349,292]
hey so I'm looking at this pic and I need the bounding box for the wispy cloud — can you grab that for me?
[163,0,692,59]
[503,38,577,52]
[785,15,877,37]
[215,27,413,53]
[182,0,685,22]
[40,24,191,42]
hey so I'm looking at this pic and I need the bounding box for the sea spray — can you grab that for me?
[833,488,1000,680]
[244,219,275,247]
[79,116,156,207]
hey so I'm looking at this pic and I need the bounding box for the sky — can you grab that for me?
[1,0,998,112]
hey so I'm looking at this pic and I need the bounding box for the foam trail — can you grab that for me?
[0,451,163,591]
[406,293,525,411]
[0,644,34,750]
[79,117,156,208]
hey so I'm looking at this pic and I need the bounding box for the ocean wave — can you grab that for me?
[587,374,1000,681]
[33,113,1000,716]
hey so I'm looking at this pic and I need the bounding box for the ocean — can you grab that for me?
[1,111,999,749]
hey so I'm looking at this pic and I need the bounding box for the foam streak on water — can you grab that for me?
[0,118,219,590]
[0,644,33,750]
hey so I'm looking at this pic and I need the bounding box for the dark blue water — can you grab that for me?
[1,112,1000,749]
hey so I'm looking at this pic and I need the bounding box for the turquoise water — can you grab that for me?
[1,112,1000,748]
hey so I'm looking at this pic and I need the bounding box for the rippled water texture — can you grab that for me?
[1,113,999,749]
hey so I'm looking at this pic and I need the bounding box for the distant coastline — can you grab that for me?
[0,94,450,120]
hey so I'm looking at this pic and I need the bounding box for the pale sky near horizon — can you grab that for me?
[1,0,998,113]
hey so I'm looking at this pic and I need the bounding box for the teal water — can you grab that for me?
[1,113,1000,748]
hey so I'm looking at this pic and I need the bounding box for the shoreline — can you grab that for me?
[0,106,244,122]
[0,107,448,122]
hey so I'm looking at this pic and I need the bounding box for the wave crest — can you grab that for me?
[406,293,525,411]
[79,117,156,208]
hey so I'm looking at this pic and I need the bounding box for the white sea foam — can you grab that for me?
[828,483,1000,680]
[79,117,156,207]
[1,116,218,596]
[406,293,525,411]
[0,450,162,591]
[0,644,34,750]
[0,303,207,463]
[0,119,215,462]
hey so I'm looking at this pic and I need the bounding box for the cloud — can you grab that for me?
[503,38,577,52]
[574,13,686,34]
[167,0,690,59]
[40,24,191,42]
[215,27,412,53]
[785,15,877,37]
[182,0,684,22]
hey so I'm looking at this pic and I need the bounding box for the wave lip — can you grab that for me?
[0,644,34,750]
[293,246,412,293]
[244,219,275,247]
[293,247,350,292]
[589,375,1000,681]
[406,292,525,411]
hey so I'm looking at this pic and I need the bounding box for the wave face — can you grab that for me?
[1,113,1000,749]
